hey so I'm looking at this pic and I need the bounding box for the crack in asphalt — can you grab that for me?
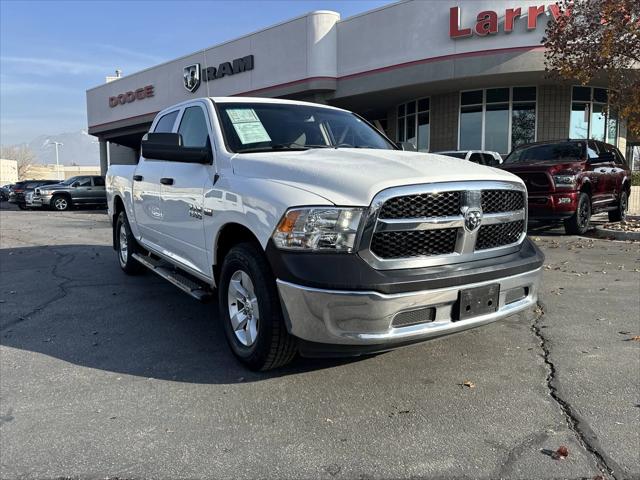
[0,248,75,332]
[531,301,627,480]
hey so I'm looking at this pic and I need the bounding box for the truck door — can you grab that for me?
[132,110,179,249]
[71,176,94,204]
[156,104,211,277]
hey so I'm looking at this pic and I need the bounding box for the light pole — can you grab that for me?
[46,141,64,179]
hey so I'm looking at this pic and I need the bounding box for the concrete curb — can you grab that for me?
[593,216,640,241]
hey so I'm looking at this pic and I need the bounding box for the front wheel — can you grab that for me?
[115,211,143,275]
[17,203,27,210]
[564,192,591,235]
[608,190,628,222]
[218,242,297,371]
[51,195,71,211]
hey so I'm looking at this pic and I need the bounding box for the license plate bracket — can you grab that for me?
[457,284,500,320]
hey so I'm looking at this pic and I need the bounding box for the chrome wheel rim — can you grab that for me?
[54,198,67,210]
[227,270,259,347]
[119,225,128,265]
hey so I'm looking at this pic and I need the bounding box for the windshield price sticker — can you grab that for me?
[226,108,271,144]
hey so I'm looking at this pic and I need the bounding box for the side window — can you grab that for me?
[76,177,92,187]
[613,149,625,165]
[469,152,483,164]
[154,111,179,133]
[178,106,210,148]
[93,176,105,187]
[587,141,599,159]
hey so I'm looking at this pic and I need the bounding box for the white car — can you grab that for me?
[106,97,543,370]
[436,150,503,167]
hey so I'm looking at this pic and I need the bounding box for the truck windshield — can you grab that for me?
[504,142,585,164]
[216,102,395,153]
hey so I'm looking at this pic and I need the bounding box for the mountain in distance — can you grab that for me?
[27,130,100,166]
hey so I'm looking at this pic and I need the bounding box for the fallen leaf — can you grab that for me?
[554,445,569,459]
[629,336,640,342]
[462,380,475,389]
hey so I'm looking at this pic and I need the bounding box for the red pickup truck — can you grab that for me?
[501,139,631,234]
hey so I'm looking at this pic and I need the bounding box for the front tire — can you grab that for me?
[564,192,591,235]
[218,242,297,371]
[608,190,628,222]
[51,195,71,211]
[115,211,143,275]
[17,203,27,210]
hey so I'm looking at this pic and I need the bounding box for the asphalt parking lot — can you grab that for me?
[1,202,639,480]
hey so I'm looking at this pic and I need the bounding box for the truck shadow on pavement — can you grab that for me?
[0,244,358,384]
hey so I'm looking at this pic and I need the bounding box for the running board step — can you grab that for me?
[132,253,213,302]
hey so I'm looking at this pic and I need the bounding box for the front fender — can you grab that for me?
[203,176,334,267]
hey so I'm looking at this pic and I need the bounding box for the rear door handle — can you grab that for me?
[133,175,143,181]
[160,177,174,185]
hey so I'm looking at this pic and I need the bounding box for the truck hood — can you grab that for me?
[231,148,523,205]
[501,160,586,175]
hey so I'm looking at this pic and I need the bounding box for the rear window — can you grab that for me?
[505,142,585,164]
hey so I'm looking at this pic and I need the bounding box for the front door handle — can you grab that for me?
[160,177,174,186]
[133,175,143,181]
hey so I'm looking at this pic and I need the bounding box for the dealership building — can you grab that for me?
[86,0,639,172]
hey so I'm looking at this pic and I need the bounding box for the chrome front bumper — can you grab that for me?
[277,267,541,346]
[27,194,52,207]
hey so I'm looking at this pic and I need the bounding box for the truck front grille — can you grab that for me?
[517,173,550,192]
[359,181,527,269]
[379,191,461,219]
[371,229,457,258]
[481,190,525,213]
[476,220,526,250]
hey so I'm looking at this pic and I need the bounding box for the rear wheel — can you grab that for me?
[564,192,591,235]
[608,190,628,222]
[51,195,71,211]
[218,242,297,371]
[17,203,27,210]
[115,211,143,275]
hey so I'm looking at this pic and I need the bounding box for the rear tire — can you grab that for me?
[115,211,143,275]
[17,203,27,210]
[218,242,297,371]
[564,192,591,235]
[51,195,71,211]
[608,190,628,222]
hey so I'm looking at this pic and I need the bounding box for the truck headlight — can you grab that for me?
[272,207,364,252]
[553,175,576,187]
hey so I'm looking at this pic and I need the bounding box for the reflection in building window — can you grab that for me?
[569,87,617,145]
[397,98,429,152]
[459,87,536,154]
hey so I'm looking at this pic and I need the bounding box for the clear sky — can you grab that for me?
[0,0,391,145]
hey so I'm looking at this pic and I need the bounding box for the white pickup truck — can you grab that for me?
[107,97,543,370]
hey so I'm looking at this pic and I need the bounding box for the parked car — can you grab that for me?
[500,139,631,234]
[28,175,107,211]
[107,97,543,371]
[0,184,13,201]
[8,180,59,210]
[436,150,503,167]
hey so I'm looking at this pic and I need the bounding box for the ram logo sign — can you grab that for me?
[183,55,254,93]
[183,64,201,93]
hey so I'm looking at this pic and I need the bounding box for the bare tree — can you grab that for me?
[0,145,37,179]
[543,0,640,136]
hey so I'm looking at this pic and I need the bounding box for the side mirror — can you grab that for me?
[141,132,211,163]
[71,181,79,188]
[397,141,417,152]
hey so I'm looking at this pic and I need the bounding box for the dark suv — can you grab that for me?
[501,140,631,234]
[8,180,60,210]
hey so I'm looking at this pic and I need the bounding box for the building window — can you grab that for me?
[459,87,536,154]
[570,87,617,145]
[397,98,429,152]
